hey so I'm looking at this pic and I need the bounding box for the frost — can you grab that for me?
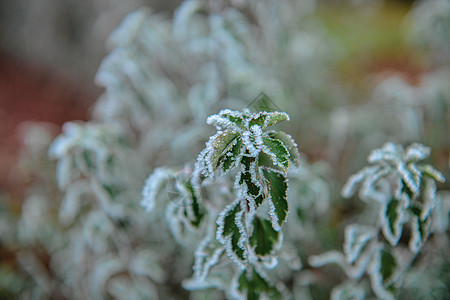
[141,168,173,212]
[344,224,377,264]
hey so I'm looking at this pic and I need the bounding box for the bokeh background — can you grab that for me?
[0,0,418,198]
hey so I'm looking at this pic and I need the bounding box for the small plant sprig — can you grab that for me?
[309,142,445,300]
[142,105,300,299]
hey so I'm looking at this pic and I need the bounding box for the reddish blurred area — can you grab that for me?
[0,51,99,196]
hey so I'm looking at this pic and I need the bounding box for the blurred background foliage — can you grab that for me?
[0,0,448,299]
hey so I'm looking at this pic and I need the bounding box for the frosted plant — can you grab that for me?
[142,105,300,299]
[310,142,446,300]
[2,0,450,299]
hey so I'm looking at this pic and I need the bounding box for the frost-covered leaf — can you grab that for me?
[183,180,205,227]
[216,200,247,266]
[263,112,290,128]
[250,216,281,257]
[190,237,225,283]
[344,224,377,264]
[359,167,390,203]
[368,248,398,300]
[341,166,379,198]
[262,137,290,172]
[236,267,282,300]
[267,131,300,167]
[398,162,420,196]
[141,168,173,212]
[262,168,289,231]
[419,164,446,182]
[242,125,264,157]
[207,110,246,132]
[405,143,431,162]
[237,157,264,211]
[380,198,405,246]
[196,130,240,178]
[218,137,243,174]
[210,131,241,171]
[408,206,432,253]
[248,111,289,129]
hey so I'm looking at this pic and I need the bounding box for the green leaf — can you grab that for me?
[238,157,264,208]
[219,110,246,130]
[238,268,282,300]
[218,137,243,173]
[262,137,289,172]
[217,201,246,262]
[247,92,281,113]
[381,198,404,246]
[267,131,300,167]
[210,130,240,171]
[264,112,289,128]
[184,181,205,227]
[257,152,283,172]
[250,217,280,256]
[380,249,397,284]
[262,168,289,231]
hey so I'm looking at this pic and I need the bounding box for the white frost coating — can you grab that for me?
[216,199,247,268]
[368,149,399,165]
[235,209,248,254]
[141,168,172,212]
[194,131,226,179]
[420,164,445,182]
[344,224,377,264]
[233,164,246,191]
[309,251,345,268]
[405,143,430,162]
[263,112,290,128]
[341,166,377,198]
[216,199,239,245]
[192,240,225,282]
[242,131,258,157]
[360,169,390,203]
[397,162,420,195]
[207,112,243,132]
[265,168,288,232]
[261,139,289,172]
[241,126,263,158]
[268,198,282,232]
